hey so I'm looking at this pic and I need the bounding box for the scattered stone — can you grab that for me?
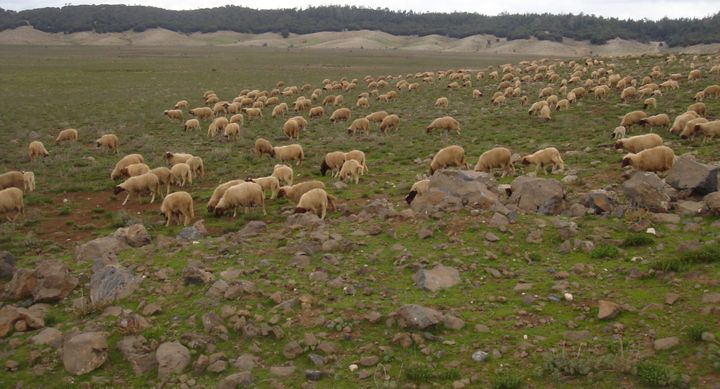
[584,190,614,213]
[472,350,488,362]
[513,283,533,293]
[359,356,379,367]
[32,259,79,303]
[283,341,303,359]
[701,292,720,304]
[113,224,151,247]
[287,213,323,228]
[665,293,680,305]
[526,230,543,243]
[563,330,590,341]
[90,264,141,305]
[30,327,62,348]
[598,300,620,320]
[412,265,460,292]
[677,200,707,216]
[443,314,465,330]
[270,365,296,377]
[475,324,490,333]
[182,262,214,285]
[305,370,324,381]
[396,304,443,329]
[117,335,157,375]
[653,213,681,224]
[75,236,127,263]
[654,337,679,351]
[702,332,716,342]
[218,372,253,388]
[156,341,191,379]
[485,232,500,242]
[412,170,499,213]
[704,192,720,215]
[0,251,16,280]
[622,172,671,212]
[62,332,109,375]
[417,226,433,239]
[235,221,267,238]
[177,220,207,241]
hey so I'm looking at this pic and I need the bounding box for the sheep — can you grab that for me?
[290,116,308,131]
[612,126,627,140]
[492,95,506,106]
[614,133,664,153]
[246,176,280,199]
[255,138,274,158]
[528,100,548,116]
[309,106,324,118]
[687,102,706,117]
[680,118,709,139]
[620,86,637,102]
[230,113,244,126]
[538,105,552,121]
[320,151,346,177]
[620,110,648,127]
[170,163,192,187]
[272,144,304,166]
[189,107,213,120]
[545,95,559,108]
[294,188,336,220]
[643,98,657,109]
[119,163,151,178]
[212,102,227,116]
[211,117,229,132]
[694,120,720,143]
[95,134,119,154]
[110,154,144,180]
[243,108,263,120]
[356,97,370,108]
[184,119,200,131]
[330,108,352,123]
[160,191,194,226]
[345,150,368,175]
[521,147,565,175]
[214,182,266,217]
[405,179,430,205]
[0,171,24,192]
[622,145,675,173]
[282,119,301,139]
[174,100,188,109]
[277,180,326,204]
[333,95,344,106]
[638,113,671,130]
[186,156,205,178]
[365,111,388,124]
[556,99,570,111]
[429,145,467,175]
[426,116,460,135]
[670,111,700,134]
[379,114,400,134]
[347,118,370,135]
[114,173,161,206]
[28,141,49,162]
[223,122,241,141]
[434,97,449,108]
[694,91,705,102]
[0,188,23,222]
[150,167,172,197]
[272,103,289,118]
[165,152,193,166]
[322,95,336,106]
[55,128,78,143]
[688,69,701,81]
[206,179,244,212]
[272,164,293,186]
[338,159,363,184]
[164,109,183,121]
[474,147,515,177]
[472,89,483,99]
[703,85,720,98]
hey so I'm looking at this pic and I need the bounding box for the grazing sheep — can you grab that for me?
[620,110,648,127]
[405,179,430,205]
[207,179,244,212]
[356,97,370,108]
[521,147,565,175]
[0,171,24,191]
[211,117,229,132]
[273,144,304,166]
[174,100,188,110]
[614,133,664,153]
[114,173,161,206]
[555,99,570,111]
[688,69,701,81]
[379,114,400,134]
[230,113,244,126]
[643,98,657,109]
[322,95,336,106]
[545,95,559,108]
[120,163,151,178]
[622,145,676,172]
[330,108,352,123]
[214,182,266,217]
[472,89,483,98]
[189,107,213,120]
[255,138,274,158]
[434,97,449,108]
[528,100,548,116]
[694,91,705,102]
[272,164,293,186]
[474,147,515,177]
[160,191,194,226]
[338,159,363,184]
[289,116,308,130]
[539,86,554,98]
[347,118,370,135]
[223,122,241,141]
[430,145,467,175]
[694,120,720,143]
[272,103,289,118]
[150,167,172,197]
[620,86,637,102]
[165,152,193,166]
[95,134,119,154]
[345,150,368,174]
[243,108,263,120]
[277,180,325,204]
[282,119,301,139]
[0,187,23,222]
[638,114,670,129]
[538,105,552,121]
[426,116,460,134]
[184,119,200,131]
[703,85,720,98]
[164,109,183,121]
[28,141,49,162]
[365,111,388,124]
[22,172,34,193]
[294,188,336,220]
[680,118,709,139]
[670,111,700,134]
[309,106,324,118]
[110,154,144,180]
[170,163,192,187]
[333,95,344,106]
[492,95,506,106]
[55,128,78,143]
[186,156,205,178]
[246,176,280,199]
[320,151,346,177]
[688,102,706,117]
[612,126,627,140]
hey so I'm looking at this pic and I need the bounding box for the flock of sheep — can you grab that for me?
[1,53,719,225]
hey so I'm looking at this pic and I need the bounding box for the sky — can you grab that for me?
[1,0,718,21]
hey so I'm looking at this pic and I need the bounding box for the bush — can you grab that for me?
[491,371,523,389]
[590,244,619,259]
[635,361,683,387]
[621,234,654,247]
[653,244,720,272]
[686,324,707,342]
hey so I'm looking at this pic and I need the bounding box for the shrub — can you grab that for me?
[590,244,619,259]
[491,371,523,389]
[635,361,683,387]
[621,234,654,247]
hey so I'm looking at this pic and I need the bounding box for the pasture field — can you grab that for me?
[0,45,719,388]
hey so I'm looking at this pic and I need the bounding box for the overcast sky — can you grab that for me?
[1,0,718,21]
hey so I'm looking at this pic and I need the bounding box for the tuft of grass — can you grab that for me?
[621,234,654,248]
[635,361,683,388]
[491,371,524,389]
[653,244,720,272]
[403,364,459,382]
[540,351,591,378]
[590,244,620,259]
[686,324,707,342]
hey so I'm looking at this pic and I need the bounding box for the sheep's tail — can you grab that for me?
[327,194,338,211]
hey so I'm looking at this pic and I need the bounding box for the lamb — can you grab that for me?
[55,128,78,143]
[426,116,460,134]
[687,102,706,117]
[320,151,346,177]
[294,188,336,220]
[114,173,161,205]
[621,145,675,172]
[165,152,193,166]
[429,145,467,175]
[214,182,266,217]
[223,122,241,141]
[246,176,280,199]
[680,118,709,139]
[434,97,449,108]
[255,138,274,158]
[110,154,144,180]
[150,167,172,197]
[0,187,23,222]
[309,106,325,118]
[170,163,192,187]
[338,159,363,184]
[164,109,183,121]
[277,180,326,204]
[612,126,627,140]
[22,172,35,193]
[184,119,200,131]
[643,98,657,109]
[330,108,352,123]
[521,147,565,175]
[174,100,188,109]
[379,114,400,134]
[347,118,370,135]
[670,111,700,134]
[272,103,289,118]
[405,179,430,205]
[282,118,301,139]
[207,179,244,212]
[365,111,388,123]
[119,163,151,178]
[620,110,648,127]
[272,144,304,166]
[243,108,263,120]
[28,141,49,162]
[95,134,119,154]
[474,147,515,177]
[189,107,213,120]
[345,150,368,174]
[160,191,194,226]
[694,120,720,143]
[272,164,293,186]
[0,171,24,191]
[186,156,205,178]
[638,113,670,129]
[614,133,664,153]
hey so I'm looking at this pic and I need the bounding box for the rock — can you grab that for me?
[412,265,460,292]
[219,372,253,388]
[142,302,162,316]
[359,355,379,367]
[156,341,191,379]
[396,304,443,329]
[701,292,720,304]
[117,335,157,375]
[182,262,214,285]
[0,305,39,337]
[485,232,500,242]
[513,283,533,293]
[666,157,719,196]
[665,293,680,305]
[676,200,707,215]
[554,220,577,240]
[654,337,680,351]
[653,213,681,224]
[2,268,36,301]
[75,236,127,263]
[207,359,228,373]
[286,213,323,228]
[472,350,488,362]
[584,190,614,213]
[177,220,207,241]
[704,192,720,215]
[417,226,433,239]
[412,170,499,213]
[270,365,296,377]
[597,300,620,320]
[32,259,78,303]
[443,314,465,330]
[283,341,303,359]
[702,332,716,342]
[90,264,141,305]
[526,230,543,243]
[489,212,509,229]
[0,251,16,280]
[113,224,151,248]
[622,171,671,212]
[234,354,259,371]
[62,332,109,375]
[235,221,267,238]
[30,327,62,348]
[509,176,565,215]
[563,330,590,341]
[305,370,324,381]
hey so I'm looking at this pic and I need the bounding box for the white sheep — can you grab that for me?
[277,180,325,204]
[272,144,304,166]
[95,134,119,154]
[430,145,467,175]
[0,171,25,192]
[638,114,670,129]
[160,191,194,226]
[320,151,346,177]
[379,114,400,134]
[670,111,700,134]
[164,109,183,121]
[694,120,720,143]
[150,167,172,197]
[174,100,188,109]
[207,179,244,212]
[0,187,24,222]
[338,159,363,184]
[189,107,213,120]
[170,163,192,187]
[55,128,78,143]
[22,172,35,193]
[114,173,161,205]
[330,108,352,123]
[282,119,301,139]
[620,110,648,127]
[111,154,144,180]
[612,126,627,140]
[255,138,274,158]
[345,150,368,174]
[434,97,449,108]
[28,141,49,162]
[347,118,370,135]
[214,182,266,217]
[294,188,336,220]
[521,147,565,175]
[186,156,205,178]
[614,133,663,153]
[622,145,675,172]
[184,119,200,131]
[165,152,193,166]
[246,176,280,199]
[426,116,460,134]
[223,122,241,141]
[405,179,430,204]
[272,164,294,186]
[119,163,151,178]
[474,147,515,177]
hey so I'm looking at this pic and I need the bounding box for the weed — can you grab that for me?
[635,361,683,388]
[491,371,524,389]
[590,244,619,259]
[686,324,707,342]
[621,234,654,247]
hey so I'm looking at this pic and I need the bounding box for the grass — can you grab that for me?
[653,243,720,272]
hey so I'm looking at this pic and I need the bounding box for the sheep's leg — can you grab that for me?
[232,207,238,218]
[354,174,359,184]
[150,192,156,204]
[122,193,131,206]
[184,212,191,226]
[165,215,171,227]
[320,206,326,220]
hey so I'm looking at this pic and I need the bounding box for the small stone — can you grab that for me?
[654,337,679,351]
[598,300,620,320]
[305,370,324,381]
[359,356,379,367]
[485,232,500,242]
[471,350,488,362]
[665,293,680,305]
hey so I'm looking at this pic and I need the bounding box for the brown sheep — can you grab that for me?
[474,147,515,177]
[622,145,675,172]
[614,133,663,153]
[430,145,467,175]
[426,116,460,134]
[28,141,49,162]
[160,191,194,226]
[96,134,119,154]
[330,108,352,123]
[255,138,274,158]
[521,147,564,175]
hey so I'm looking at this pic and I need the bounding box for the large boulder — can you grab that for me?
[113,224,151,248]
[509,176,565,215]
[75,236,127,263]
[665,157,718,196]
[90,264,141,305]
[412,170,499,213]
[32,259,78,303]
[0,305,45,337]
[583,189,615,214]
[622,171,671,212]
[62,332,109,375]
[2,268,36,301]
[156,341,191,379]
[412,265,460,292]
[117,335,157,375]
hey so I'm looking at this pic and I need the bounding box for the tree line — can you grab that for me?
[0,5,718,47]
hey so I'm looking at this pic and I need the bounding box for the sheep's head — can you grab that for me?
[621,156,633,167]
[405,190,418,205]
[293,207,308,214]
[320,160,329,176]
[164,152,173,160]
[277,188,287,198]
[614,141,624,149]
[119,167,129,177]
[113,185,126,195]
[521,156,531,165]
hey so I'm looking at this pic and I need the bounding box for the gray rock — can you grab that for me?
[598,300,620,320]
[32,259,78,303]
[182,262,214,285]
[90,264,141,305]
[0,305,44,337]
[235,221,267,238]
[412,265,460,292]
[117,335,157,375]
[2,268,36,301]
[677,200,707,215]
[305,370,324,381]
[0,251,16,281]
[30,327,62,348]
[286,213,323,228]
[62,332,109,376]
[485,232,500,242]
[472,350,488,362]
[219,372,253,388]
[509,176,565,215]
[704,192,720,215]
[653,337,679,351]
[283,340,303,359]
[113,224,151,248]
[396,304,443,329]
[156,341,191,379]
[653,213,681,224]
[584,190,614,213]
[75,236,127,263]
[622,171,671,212]
[666,157,719,196]
[412,170,499,213]
[270,365,296,377]
[701,292,720,304]
[177,220,207,241]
